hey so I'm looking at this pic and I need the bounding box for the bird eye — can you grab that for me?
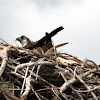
[23,36,26,39]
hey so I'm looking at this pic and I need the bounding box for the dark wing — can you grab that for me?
[49,26,64,37]
[29,26,64,50]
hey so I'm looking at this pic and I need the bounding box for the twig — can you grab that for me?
[34,92,41,100]
[37,93,49,100]
[76,73,98,100]
[10,38,19,47]
[87,59,99,69]
[0,38,9,44]
[81,58,88,68]
[11,72,25,79]
[59,70,83,100]
[21,66,29,95]
[59,71,66,82]
[51,88,62,100]
[0,46,10,76]
[9,88,25,91]
[29,66,36,77]
[60,67,100,92]
[36,65,41,80]
[35,58,44,80]
[15,61,56,72]
[32,86,48,100]
[20,75,31,100]
[73,67,77,78]
[70,85,84,100]
[74,85,100,93]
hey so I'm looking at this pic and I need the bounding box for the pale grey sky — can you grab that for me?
[0,0,100,64]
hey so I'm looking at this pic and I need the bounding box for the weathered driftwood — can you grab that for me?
[0,42,100,100]
[0,46,10,76]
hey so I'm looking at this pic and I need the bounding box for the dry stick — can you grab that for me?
[72,67,84,100]
[20,75,31,100]
[73,67,77,78]
[9,88,25,91]
[76,73,98,100]
[59,71,66,82]
[70,85,84,100]
[0,38,9,44]
[37,93,49,100]
[35,58,44,80]
[30,66,36,77]
[52,41,59,67]
[0,46,10,76]
[11,65,35,82]
[11,72,25,79]
[59,67,100,93]
[34,92,41,100]
[80,58,88,68]
[74,85,100,93]
[51,88,62,100]
[66,67,98,100]
[35,88,51,92]
[60,71,83,100]
[21,66,29,95]
[87,59,99,69]
[59,52,82,62]
[31,86,43,100]
[36,87,63,100]
[52,41,57,58]
[15,61,56,72]
[55,64,67,72]
[10,38,19,47]
[36,65,41,80]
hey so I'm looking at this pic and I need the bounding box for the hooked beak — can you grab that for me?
[16,37,22,42]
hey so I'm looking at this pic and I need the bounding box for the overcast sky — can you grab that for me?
[0,0,100,64]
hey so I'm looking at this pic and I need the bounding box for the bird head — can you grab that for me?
[16,35,27,41]
[16,35,28,47]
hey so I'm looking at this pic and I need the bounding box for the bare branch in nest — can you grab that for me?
[0,38,9,45]
[35,58,44,80]
[60,67,100,93]
[20,66,29,95]
[10,38,19,47]
[0,46,10,76]
[34,92,41,100]
[15,61,56,72]
[35,65,41,80]
[74,85,100,93]
[20,75,31,100]
[11,72,25,79]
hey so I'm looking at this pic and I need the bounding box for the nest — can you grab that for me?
[0,42,100,100]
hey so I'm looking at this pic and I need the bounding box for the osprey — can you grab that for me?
[16,35,37,49]
[16,26,64,52]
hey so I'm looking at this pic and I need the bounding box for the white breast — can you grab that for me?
[21,39,28,47]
